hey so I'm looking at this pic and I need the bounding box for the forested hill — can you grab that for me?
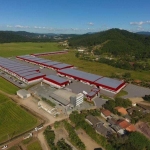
[69,29,150,58]
[0,31,30,43]
[0,31,78,43]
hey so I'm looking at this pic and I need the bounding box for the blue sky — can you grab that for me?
[0,0,150,34]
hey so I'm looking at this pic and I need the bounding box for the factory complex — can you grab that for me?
[0,50,126,112]
[0,57,45,84]
[16,54,126,93]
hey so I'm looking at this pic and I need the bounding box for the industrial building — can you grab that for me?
[86,88,100,100]
[17,89,31,99]
[57,68,102,84]
[70,93,84,107]
[16,55,73,70]
[48,89,83,107]
[43,75,70,88]
[0,57,45,84]
[30,50,68,56]
[94,77,126,93]
[58,68,125,93]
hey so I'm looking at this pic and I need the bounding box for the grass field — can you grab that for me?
[27,141,42,150]
[43,50,150,81]
[0,42,63,57]
[0,77,19,94]
[0,93,38,143]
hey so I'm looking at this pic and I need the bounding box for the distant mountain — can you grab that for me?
[69,28,150,58]
[0,31,30,43]
[0,31,78,43]
[136,31,150,36]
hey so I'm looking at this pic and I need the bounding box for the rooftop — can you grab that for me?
[52,63,73,69]
[94,77,125,89]
[17,89,30,96]
[126,124,136,132]
[116,120,130,129]
[58,68,102,82]
[115,107,128,115]
[101,109,111,117]
[44,75,69,84]
[95,124,112,137]
[86,115,101,125]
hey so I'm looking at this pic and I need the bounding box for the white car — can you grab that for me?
[1,145,8,149]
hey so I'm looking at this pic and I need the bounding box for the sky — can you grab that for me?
[0,0,150,34]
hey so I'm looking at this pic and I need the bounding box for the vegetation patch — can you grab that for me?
[0,77,19,94]
[115,90,128,98]
[0,42,62,57]
[0,93,38,143]
[27,141,42,150]
[22,137,33,145]
[142,95,150,102]
[64,121,85,150]
[103,98,132,114]
[43,51,150,81]
[44,126,72,150]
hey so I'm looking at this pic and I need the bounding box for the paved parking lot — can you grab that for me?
[66,80,93,94]
[0,71,27,88]
[122,84,150,99]
[93,97,108,108]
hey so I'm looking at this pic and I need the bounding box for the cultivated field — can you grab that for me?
[0,93,38,143]
[0,77,19,94]
[43,50,150,81]
[0,42,63,57]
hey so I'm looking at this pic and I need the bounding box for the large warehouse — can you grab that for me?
[0,57,45,84]
[43,75,70,88]
[17,55,73,70]
[94,77,126,93]
[30,50,68,56]
[57,68,102,84]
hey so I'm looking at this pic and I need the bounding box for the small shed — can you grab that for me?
[17,89,31,99]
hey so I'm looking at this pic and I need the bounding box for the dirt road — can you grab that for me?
[76,129,104,150]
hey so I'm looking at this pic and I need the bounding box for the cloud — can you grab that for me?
[6,25,12,28]
[87,22,94,26]
[15,25,30,28]
[130,21,150,26]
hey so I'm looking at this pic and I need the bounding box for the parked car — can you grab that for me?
[1,145,8,149]
[35,125,43,131]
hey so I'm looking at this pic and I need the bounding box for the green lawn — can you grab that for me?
[0,77,19,94]
[0,93,38,143]
[27,141,42,150]
[0,42,62,57]
[43,51,150,81]
[115,90,128,98]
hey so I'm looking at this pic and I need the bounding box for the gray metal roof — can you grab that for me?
[18,71,38,77]
[49,93,69,106]
[17,89,30,96]
[42,61,61,66]
[58,68,102,82]
[87,91,97,97]
[52,63,73,69]
[86,115,101,125]
[23,73,45,80]
[33,59,51,63]
[27,58,43,61]
[32,50,68,56]
[94,77,124,89]
[44,75,68,84]
[16,68,39,74]
[10,67,31,72]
